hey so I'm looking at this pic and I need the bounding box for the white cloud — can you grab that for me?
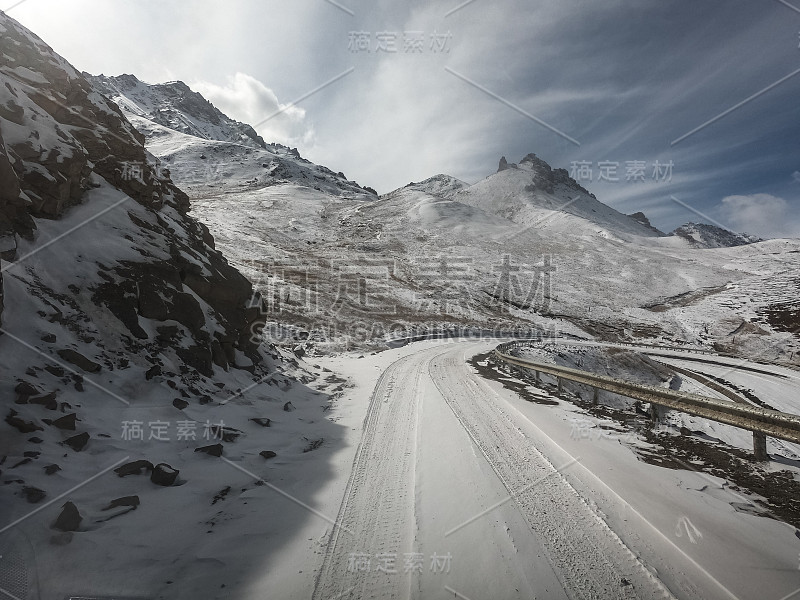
[192,73,314,147]
[717,193,800,239]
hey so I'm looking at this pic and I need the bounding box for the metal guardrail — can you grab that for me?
[494,340,800,459]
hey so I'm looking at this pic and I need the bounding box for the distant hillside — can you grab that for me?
[669,222,763,248]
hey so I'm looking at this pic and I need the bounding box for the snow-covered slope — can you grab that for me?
[89,73,269,149]
[669,222,763,248]
[89,73,377,199]
[451,153,664,241]
[184,159,799,363]
[90,71,799,364]
[402,173,470,198]
[0,14,346,599]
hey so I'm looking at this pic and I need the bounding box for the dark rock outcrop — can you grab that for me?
[194,443,223,457]
[150,463,179,486]
[114,459,154,477]
[52,501,82,531]
[56,349,101,373]
[0,13,270,373]
[62,432,90,452]
[518,153,595,198]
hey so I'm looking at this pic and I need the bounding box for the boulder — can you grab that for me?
[5,410,42,433]
[56,349,101,373]
[28,392,58,410]
[21,486,46,503]
[145,365,162,380]
[14,380,40,397]
[194,443,223,457]
[102,495,140,511]
[114,459,154,477]
[51,413,77,430]
[62,432,89,452]
[150,463,179,486]
[52,501,82,532]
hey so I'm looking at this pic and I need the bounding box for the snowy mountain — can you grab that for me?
[90,73,377,199]
[669,221,763,248]
[86,65,799,363]
[402,173,470,198]
[451,153,666,240]
[178,145,799,362]
[89,73,269,149]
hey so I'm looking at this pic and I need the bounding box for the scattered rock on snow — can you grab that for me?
[62,432,90,452]
[5,410,43,433]
[115,459,154,477]
[194,443,223,457]
[259,451,277,460]
[283,402,295,412]
[50,413,78,430]
[210,425,242,442]
[101,495,140,511]
[14,380,40,397]
[52,501,82,531]
[150,463,179,486]
[28,392,58,410]
[56,349,101,373]
[21,486,46,503]
[303,438,323,453]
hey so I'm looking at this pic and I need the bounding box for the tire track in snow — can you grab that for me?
[429,348,676,600]
[312,352,429,599]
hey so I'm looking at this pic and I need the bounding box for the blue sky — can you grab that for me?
[8,0,800,237]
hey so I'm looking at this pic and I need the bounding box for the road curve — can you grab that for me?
[313,342,675,600]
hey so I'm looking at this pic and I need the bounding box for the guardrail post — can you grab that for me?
[753,432,768,461]
[534,370,540,382]
[649,403,659,424]
[593,387,599,405]
[558,377,563,392]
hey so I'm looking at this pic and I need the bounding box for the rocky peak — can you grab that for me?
[516,153,594,198]
[628,211,664,235]
[90,73,268,149]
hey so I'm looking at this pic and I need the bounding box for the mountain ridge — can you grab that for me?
[89,73,378,199]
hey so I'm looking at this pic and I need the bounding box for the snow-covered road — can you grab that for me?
[313,343,672,599]
[303,340,800,600]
